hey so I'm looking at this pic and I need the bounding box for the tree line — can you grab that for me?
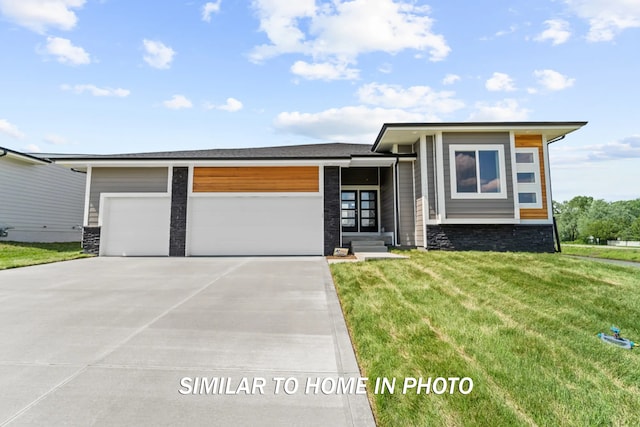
[553,196,640,243]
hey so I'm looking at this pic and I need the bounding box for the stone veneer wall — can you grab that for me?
[169,167,188,256]
[323,166,340,256]
[426,224,555,253]
[82,226,101,255]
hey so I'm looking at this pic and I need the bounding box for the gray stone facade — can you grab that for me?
[426,224,555,253]
[169,167,188,256]
[82,226,101,255]
[323,166,340,256]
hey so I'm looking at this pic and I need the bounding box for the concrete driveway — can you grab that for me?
[0,257,374,426]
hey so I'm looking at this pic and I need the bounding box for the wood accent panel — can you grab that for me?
[193,166,319,192]
[515,135,548,220]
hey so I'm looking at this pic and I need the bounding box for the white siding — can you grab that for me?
[0,156,85,242]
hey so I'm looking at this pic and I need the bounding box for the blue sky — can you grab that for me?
[0,0,639,202]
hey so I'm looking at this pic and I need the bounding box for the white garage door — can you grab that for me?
[188,196,323,256]
[100,196,171,256]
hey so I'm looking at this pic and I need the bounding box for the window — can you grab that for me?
[517,172,536,183]
[449,144,507,199]
[515,148,542,208]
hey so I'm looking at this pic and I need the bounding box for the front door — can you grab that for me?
[341,190,378,233]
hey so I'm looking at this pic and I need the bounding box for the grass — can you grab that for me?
[0,241,91,270]
[330,251,640,426]
[562,244,640,263]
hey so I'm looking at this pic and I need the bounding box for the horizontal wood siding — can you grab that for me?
[89,167,168,226]
[426,136,437,220]
[0,157,85,242]
[398,162,416,246]
[515,135,549,220]
[443,132,515,219]
[380,167,395,236]
[193,166,319,192]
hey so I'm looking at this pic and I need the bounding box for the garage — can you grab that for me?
[187,196,323,255]
[99,195,171,256]
[187,166,323,256]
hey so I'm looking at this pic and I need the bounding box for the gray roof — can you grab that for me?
[51,142,383,161]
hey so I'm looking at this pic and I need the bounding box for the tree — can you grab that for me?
[554,196,593,241]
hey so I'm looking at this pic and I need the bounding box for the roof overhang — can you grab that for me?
[53,154,409,169]
[0,147,50,165]
[372,121,588,152]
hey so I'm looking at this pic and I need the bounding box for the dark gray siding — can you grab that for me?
[324,166,341,255]
[88,167,168,226]
[426,136,437,220]
[169,167,188,256]
[427,224,554,252]
[380,167,395,237]
[398,162,416,246]
[443,132,515,219]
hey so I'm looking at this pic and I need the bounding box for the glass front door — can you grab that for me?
[341,190,378,233]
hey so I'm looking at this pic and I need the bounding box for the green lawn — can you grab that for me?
[0,241,90,270]
[330,251,640,427]
[562,244,640,263]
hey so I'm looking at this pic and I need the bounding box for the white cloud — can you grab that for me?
[564,0,640,41]
[43,134,68,145]
[0,0,84,33]
[250,0,450,80]
[275,106,425,142]
[218,97,243,112]
[61,84,130,97]
[204,98,243,112]
[274,82,464,141]
[587,135,640,161]
[468,99,530,121]
[535,19,571,45]
[534,69,575,91]
[25,144,41,153]
[202,1,221,22]
[163,95,193,109]
[485,72,516,92]
[143,39,175,69]
[43,36,90,65]
[378,63,393,74]
[0,119,25,139]
[357,83,464,114]
[290,60,359,80]
[551,135,640,165]
[442,73,460,85]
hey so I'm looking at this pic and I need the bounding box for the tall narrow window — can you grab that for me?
[515,148,542,208]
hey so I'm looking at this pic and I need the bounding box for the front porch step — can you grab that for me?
[350,240,387,253]
[350,240,386,247]
[351,245,388,253]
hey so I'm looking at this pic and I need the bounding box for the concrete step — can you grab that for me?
[351,246,388,253]
[350,240,386,247]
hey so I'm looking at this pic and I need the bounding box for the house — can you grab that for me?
[0,146,86,242]
[52,121,586,256]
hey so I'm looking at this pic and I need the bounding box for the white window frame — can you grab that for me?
[515,147,543,209]
[449,144,508,199]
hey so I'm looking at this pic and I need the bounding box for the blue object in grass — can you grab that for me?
[598,326,635,349]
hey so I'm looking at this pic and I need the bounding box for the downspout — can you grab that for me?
[546,134,564,252]
[0,149,7,158]
[547,135,565,144]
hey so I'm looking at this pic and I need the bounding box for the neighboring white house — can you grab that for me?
[0,146,86,242]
